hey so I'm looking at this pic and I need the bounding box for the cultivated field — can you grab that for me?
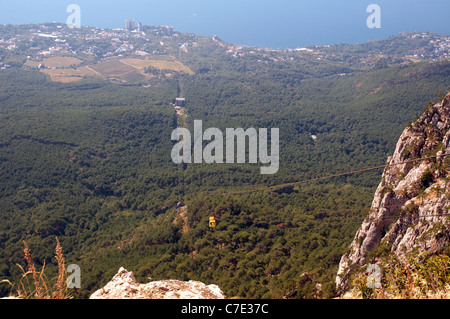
[25,56,83,68]
[33,55,193,83]
[90,60,136,77]
[120,57,194,75]
[41,66,99,83]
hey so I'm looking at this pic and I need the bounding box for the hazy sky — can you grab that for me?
[0,0,449,48]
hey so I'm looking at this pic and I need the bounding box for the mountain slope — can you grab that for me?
[336,92,450,293]
[1,26,450,298]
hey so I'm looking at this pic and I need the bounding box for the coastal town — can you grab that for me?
[0,22,184,68]
[0,22,449,78]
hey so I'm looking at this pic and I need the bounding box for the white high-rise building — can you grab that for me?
[125,19,135,31]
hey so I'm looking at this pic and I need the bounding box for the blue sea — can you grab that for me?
[0,0,449,48]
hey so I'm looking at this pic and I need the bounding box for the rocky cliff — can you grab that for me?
[90,267,226,299]
[336,92,450,293]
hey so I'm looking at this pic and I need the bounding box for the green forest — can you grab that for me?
[1,27,450,298]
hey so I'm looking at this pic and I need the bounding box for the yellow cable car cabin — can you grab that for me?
[209,216,216,230]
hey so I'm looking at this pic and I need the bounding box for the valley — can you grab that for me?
[0,23,449,299]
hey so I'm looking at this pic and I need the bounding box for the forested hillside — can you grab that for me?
[0,25,449,298]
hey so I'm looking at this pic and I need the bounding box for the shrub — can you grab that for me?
[347,253,450,299]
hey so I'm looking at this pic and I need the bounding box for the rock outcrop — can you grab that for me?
[336,92,450,293]
[90,267,226,299]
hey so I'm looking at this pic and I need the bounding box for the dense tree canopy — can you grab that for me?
[1,28,449,298]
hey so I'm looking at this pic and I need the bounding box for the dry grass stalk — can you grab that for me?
[52,237,68,299]
[1,237,72,299]
[22,241,45,298]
